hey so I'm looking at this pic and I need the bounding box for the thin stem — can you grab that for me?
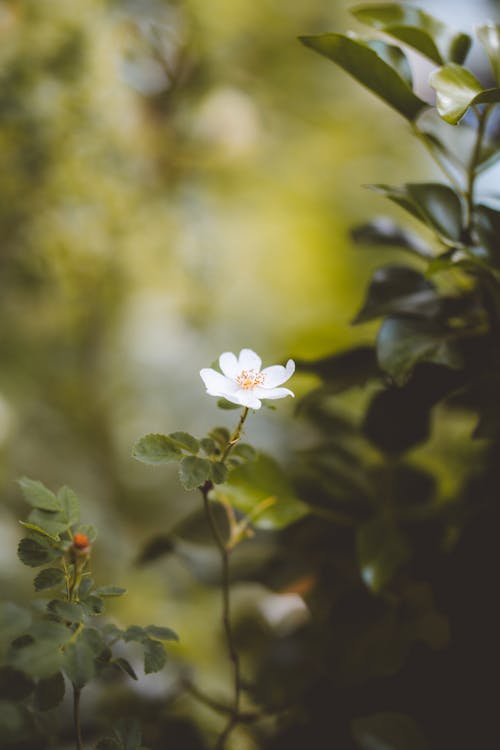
[464,105,492,237]
[73,686,83,750]
[412,124,465,194]
[221,407,249,462]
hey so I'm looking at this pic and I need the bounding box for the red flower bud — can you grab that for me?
[73,532,91,551]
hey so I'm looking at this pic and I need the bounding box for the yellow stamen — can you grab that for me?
[235,369,264,390]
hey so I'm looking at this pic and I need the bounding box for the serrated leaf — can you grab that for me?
[58,486,80,526]
[209,427,230,445]
[377,317,463,385]
[351,711,429,750]
[123,625,146,643]
[210,461,228,484]
[132,434,182,465]
[145,624,179,641]
[200,437,217,456]
[0,603,31,640]
[11,621,71,678]
[34,567,65,592]
[33,671,65,711]
[357,518,412,593]
[113,658,138,680]
[429,63,500,124]
[143,637,166,674]
[477,24,500,85]
[17,537,61,568]
[17,478,61,512]
[214,454,308,530]
[169,431,199,453]
[300,33,426,121]
[94,586,126,597]
[47,600,85,623]
[178,456,211,490]
[0,667,35,701]
[83,595,104,615]
[351,3,471,65]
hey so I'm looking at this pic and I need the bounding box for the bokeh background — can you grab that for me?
[1,0,498,747]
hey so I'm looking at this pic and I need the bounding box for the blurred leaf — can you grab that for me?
[132,434,182,465]
[58,486,80,526]
[363,387,430,454]
[296,346,379,390]
[17,537,61,567]
[0,667,35,701]
[169,432,200,454]
[145,624,179,641]
[94,586,126,597]
[135,534,175,565]
[0,603,31,640]
[78,577,94,599]
[200,437,217,456]
[299,33,426,121]
[63,628,106,688]
[210,461,228,484]
[123,626,146,643]
[357,518,412,592]
[473,204,500,266]
[17,478,61,512]
[11,621,70,678]
[178,456,211,490]
[34,567,65,592]
[0,701,29,741]
[429,64,500,124]
[215,454,308,530]
[367,184,423,223]
[217,398,241,410]
[209,427,231,445]
[20,508,68,540]
[350,217,433,258]
[114,717,143,750]
[353,265,439,324]
[143,637,166,674]
[377,318,462,385]
[231,443,257,462]
[94,740,122,750]
[351,3,471,64]
[83,595,104,616]
[33,671,65,711]
[47,600,85,623]
[477,24,500,85]
[351,711,429,750]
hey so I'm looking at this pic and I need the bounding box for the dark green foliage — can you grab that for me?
[33,672,65,711]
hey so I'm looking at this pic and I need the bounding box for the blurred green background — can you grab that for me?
[1,0,497,747]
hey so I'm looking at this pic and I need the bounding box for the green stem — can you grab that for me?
[464,105,491,237]
[221,407,249,462]
[73,686,83,750]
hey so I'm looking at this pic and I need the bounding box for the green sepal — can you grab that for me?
[34,567,65,592]
[132,434,182,465]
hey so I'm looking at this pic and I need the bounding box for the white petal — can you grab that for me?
[238,348,262,372]
[253,386,294,400]
[261,360,295,387]
[200,369,238,397]
[235,389,262,409]
[219,352,239,379]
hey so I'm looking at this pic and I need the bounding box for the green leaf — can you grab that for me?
[477,24,500,85]
[145,624,179,641]
[353,265,439,324]
[377,317,463,385]
[143,637,166,674]
[132,434,182,465]
[47,600,85,623]
[0,603,31,640]
[352,711,429,750]
[209,427,230,445]
[113,658,138,680]
[58,486,80,526]
[33,671,65,711]
[82,595,104,615]
[62,628,106,688]
[474,204,500,267]
[214,454,308,530]
[200,437,217,456]
[19,512,67,541]
[350,217,433,258]
[351,3,471,65]
[231,443,257,462]
[364,40,413,87]
[169,431,200,453]
[11,621,71,678]
[357,518,412,593]
[94,586,126,597]
[17,537,61,567]
[17,478,61,512]
[299,33,426,121]
[429,63,500,125]
[78,576,94,599]
[113,718,143,750]
[34,567,65,592]
[210,461,228,485]
[123,625,146,643]
[0,667,35,701]
[178,456,212,490]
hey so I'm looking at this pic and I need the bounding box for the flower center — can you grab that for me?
[235,368,265,390]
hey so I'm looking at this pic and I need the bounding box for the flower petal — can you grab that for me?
[219,352,239,379]
[238,348,262,372]
[200,369,238,397]
[261,359,295,387]
[253,386,294,400]
[235,389,262,409]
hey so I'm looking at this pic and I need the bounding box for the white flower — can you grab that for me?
[200,348,295,410]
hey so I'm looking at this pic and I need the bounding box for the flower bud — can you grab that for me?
[73,532,91,552]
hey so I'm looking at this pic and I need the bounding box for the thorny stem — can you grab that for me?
[201,406,250,749]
